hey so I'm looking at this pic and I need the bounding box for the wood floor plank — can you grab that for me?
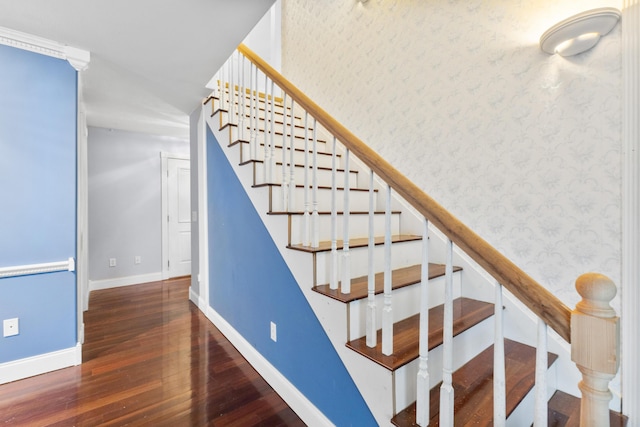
[0,278,305,427]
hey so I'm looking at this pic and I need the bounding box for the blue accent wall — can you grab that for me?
[0,44,78,363]
[207,127,376,426]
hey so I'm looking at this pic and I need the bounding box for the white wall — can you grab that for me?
[281,0,623,312]
[243,0,281,71]
[88,127,189,284]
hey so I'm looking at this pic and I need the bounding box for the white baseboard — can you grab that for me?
[204,307,333,427]
[188,287,207,312]
[89,272,163,292]
[0,343,81,385]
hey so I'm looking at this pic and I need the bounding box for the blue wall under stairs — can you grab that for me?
[207,127,376,426]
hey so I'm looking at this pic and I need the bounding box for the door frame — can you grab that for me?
[160,152,190,280]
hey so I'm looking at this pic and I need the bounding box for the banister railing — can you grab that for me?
[238,43,572,342]
[208,44,620,427]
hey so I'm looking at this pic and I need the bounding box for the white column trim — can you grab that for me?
[197,105,210,307]
[621,1,640,424]
[0,26,90,71]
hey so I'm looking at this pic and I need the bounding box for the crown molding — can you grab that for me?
[0,25,90,71]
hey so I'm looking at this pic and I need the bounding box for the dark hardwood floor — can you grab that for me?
[0,277,306,426]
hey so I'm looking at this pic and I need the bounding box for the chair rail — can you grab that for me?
[237,43,572,342]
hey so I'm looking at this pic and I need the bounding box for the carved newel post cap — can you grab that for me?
[575,273,616,318]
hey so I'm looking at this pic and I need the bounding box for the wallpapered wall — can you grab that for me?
[281,0,623,311]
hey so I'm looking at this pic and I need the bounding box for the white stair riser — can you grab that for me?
[288,212,401,245]
[252,162,360,189]
[240,142,337,170]
[315,239,423,285]
[347,273,463,340]
[269,186,375,213]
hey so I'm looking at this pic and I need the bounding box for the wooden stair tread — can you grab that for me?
[546,390,628,427]
[270,210,402,216]
[313,263,462,303]
[254,183,375,192]
[288,234,421,254]
[237,141,337,157]
[347,298,494,371]
[391,339,558,426]
[240,158,357,173]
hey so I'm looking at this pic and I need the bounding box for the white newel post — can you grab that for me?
[571,273,620,427]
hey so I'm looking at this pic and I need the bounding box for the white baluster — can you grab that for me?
[229,53,235,125]
[281,93,289,211]
[494,282,506,427]
[249,64,256,160]
[439,238,454,426]
[534,319,548,427]
[382,184,393,356]
[263,74,270,183]
[288,101,296,212]
[238,54,245,141]
[330,137,338,291]
[341,148,351,295]
[416,217,430,426]
[311,119,319,247]
[366,170,376,348]
[219,62,225,113]
[269,80,276,183]
[303,112,310,247]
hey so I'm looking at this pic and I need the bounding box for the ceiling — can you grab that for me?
[0,0,276,138]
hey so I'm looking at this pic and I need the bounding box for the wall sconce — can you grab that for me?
[540,7,620,56]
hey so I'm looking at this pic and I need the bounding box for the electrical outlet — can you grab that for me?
[134,256,141,265]
[3,318,19,337]
[109,258,116,267]
[270,321,277,342]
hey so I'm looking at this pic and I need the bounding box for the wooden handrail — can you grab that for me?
[237,43,572,342]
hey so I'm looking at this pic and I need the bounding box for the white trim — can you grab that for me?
[0,26,90,71]
[197,106,210,307]
[89,272,162,292]
[188,287,208,312]
[160,152,190,280]
[0,258,75,279]
[0,343,81,385]
[204,306,333,427]
[622,1,640,423]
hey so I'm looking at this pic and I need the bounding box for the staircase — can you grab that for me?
[200,46,626,426]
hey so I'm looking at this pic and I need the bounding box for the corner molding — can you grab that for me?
[622,1,640,423]
[0,25,90,71]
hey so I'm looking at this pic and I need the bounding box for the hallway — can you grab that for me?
[0,277,305,426]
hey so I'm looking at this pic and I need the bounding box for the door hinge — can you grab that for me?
[168,260,170,269]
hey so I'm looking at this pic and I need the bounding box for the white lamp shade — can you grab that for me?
[540,7,620,56]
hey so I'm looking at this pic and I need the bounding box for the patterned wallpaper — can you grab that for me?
[281,0,623,312]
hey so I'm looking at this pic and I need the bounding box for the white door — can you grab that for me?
[167,158,191,278]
